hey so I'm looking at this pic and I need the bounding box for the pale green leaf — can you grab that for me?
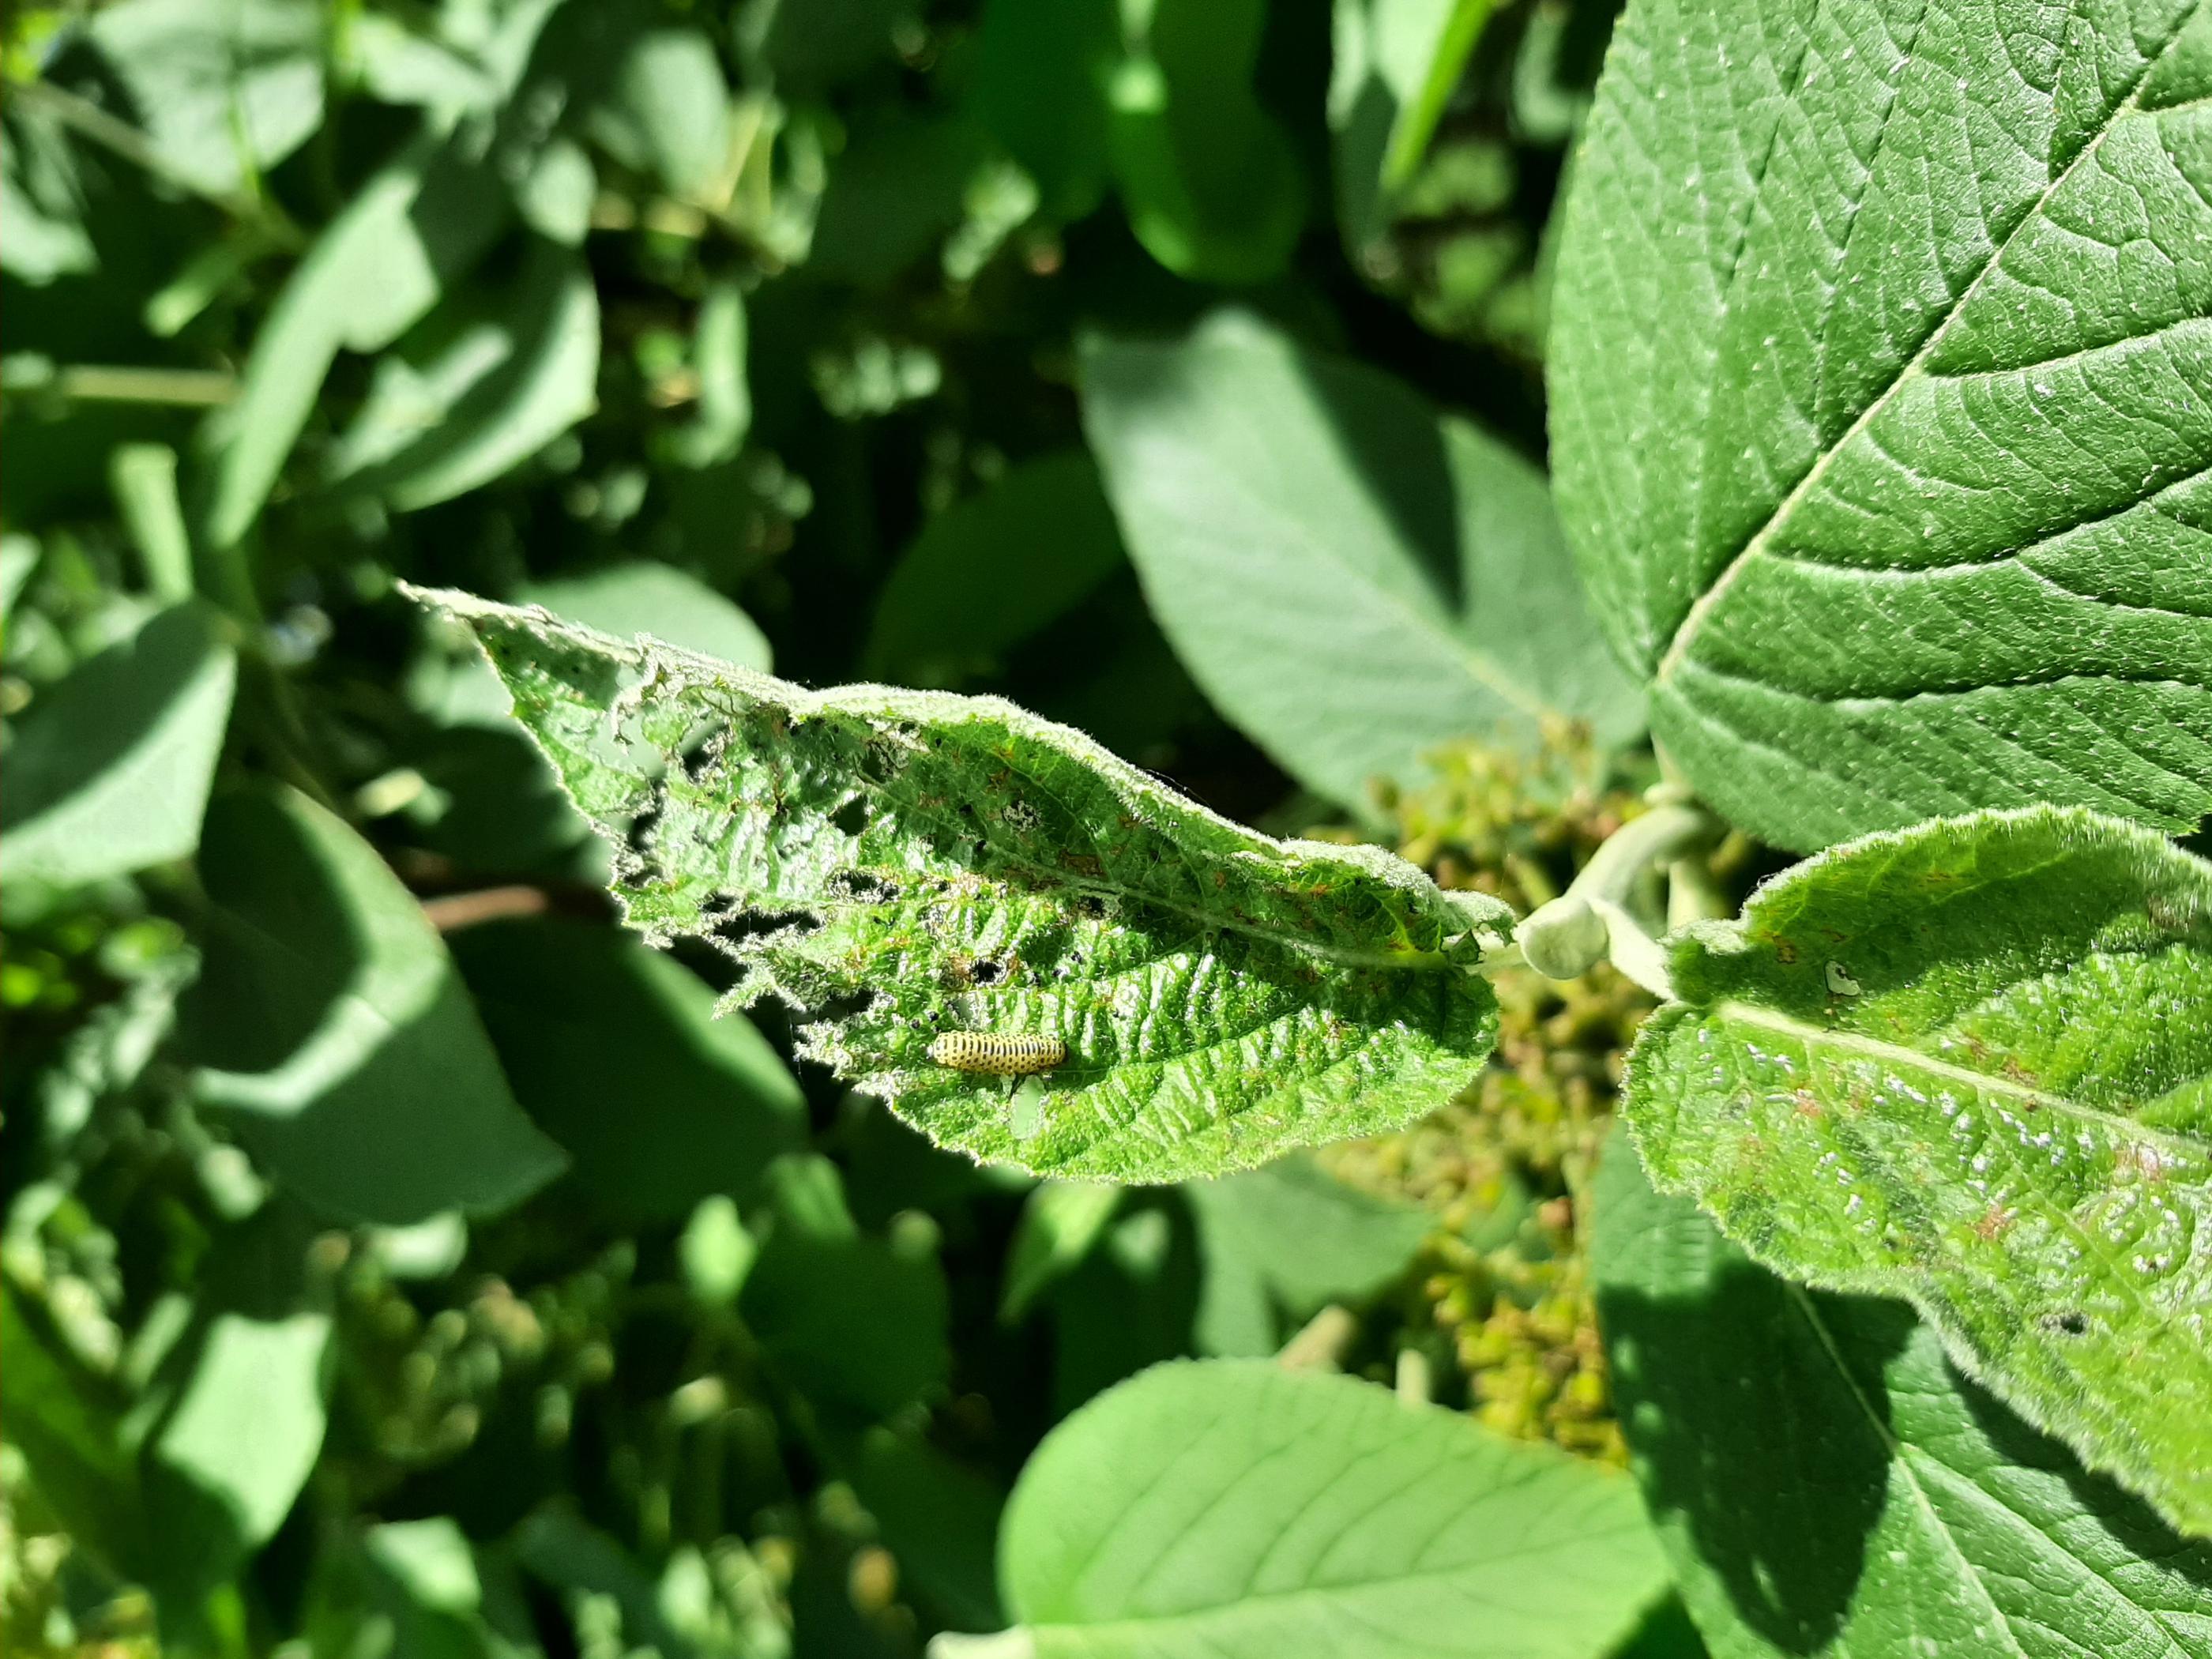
[86,0,325,197]
[184,784,568,1224]
[1,116,96,285]
[982,1359,1669,1658]
[0,603,236,888]
[525,564,770,672]
[1186,1154,1431,1355]
[666,278,749,468]
[410,585,1511,1183]
[1620,806,2212,1534]
[1592,1127,2212,1657]
[199,130,510,547]
[590,28,730,202]
[1084,311,1641,812]
[147,1311,331,1555]
[864,451,1125,690]
[329,239,600,510]
[1549,1,2212,852]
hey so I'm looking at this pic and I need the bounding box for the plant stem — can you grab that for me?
[1518,801,1717,996]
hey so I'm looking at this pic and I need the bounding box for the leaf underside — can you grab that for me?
[1552,0,2212,851]
[1622,806,2212,1536]
[416,588,1510,1183]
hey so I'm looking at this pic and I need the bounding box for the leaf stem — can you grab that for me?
[1518,801,1717,995]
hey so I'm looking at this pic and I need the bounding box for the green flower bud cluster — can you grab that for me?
[1326,727,1662,1462]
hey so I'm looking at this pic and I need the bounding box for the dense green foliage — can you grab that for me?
[4,2,2206,1658]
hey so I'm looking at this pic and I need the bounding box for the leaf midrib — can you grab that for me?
[1652,23,2195,688]
[1708,1000,2208,1161]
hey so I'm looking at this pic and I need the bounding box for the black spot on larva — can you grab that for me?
[970,957,1006,986]
[833,797,870,837]
[1076,894,1108,920]
[2042,1311,2089,1336]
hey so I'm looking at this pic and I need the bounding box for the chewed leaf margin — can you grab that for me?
[409,585,1514,1184]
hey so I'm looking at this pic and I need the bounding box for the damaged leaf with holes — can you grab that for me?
[415,589,1514,1183]
[1620,805,2212,1537]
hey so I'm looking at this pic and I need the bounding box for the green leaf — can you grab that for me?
[838,1427,1007,1631]
[0,603,236,888]
[740,1217,951,1420]
[1105,0,1306,284]
[1549,2,2212,852]
[0,1282,148,1579]
[450,917,806,1224]
[1083,311,1641,812]
[1185,1154,1432,1355]
[977,1359,1670,1658]
[590,27,731,202]
[1591,1127,2212,1657]
[198,129,511,547]
[1620,805,2212,1535]
[1330,0,1497,248]
[1,115,97,285]
[665,278,749,468]
[328,239,600,510]
[85,0,325,197]
[972,0,1117,222]
[1000,1182,1123,1323]
[183,784,568,1224]
[144,1311,332,1573]
[863,451,1126,690]
[525,564,771,672]
[411,586,1511,1183]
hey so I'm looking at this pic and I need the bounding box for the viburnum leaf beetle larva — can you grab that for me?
[927,1032,1066,1076]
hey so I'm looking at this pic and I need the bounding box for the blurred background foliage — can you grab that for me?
[0,0,1672,1654]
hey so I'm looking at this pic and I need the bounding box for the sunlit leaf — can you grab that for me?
[1549,1,2212,849]
[1621,806,2212,1534]
[412,586,1512,1183]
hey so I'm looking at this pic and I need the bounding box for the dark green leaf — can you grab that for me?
[863,452,1125,689]
[1592,1127,2212,1656]
[1549,1,2212,850]
[185,784,568,1224]
[451,917,806,1224]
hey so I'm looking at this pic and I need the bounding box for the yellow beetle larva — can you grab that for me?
[927,1032,1066,1076]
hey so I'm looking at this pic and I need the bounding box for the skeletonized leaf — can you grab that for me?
[1549,1,2212,851]
[969,1359,1669,1659]
[410,586,1512,1183]
[1620,806,2212,1535]
[1592,1128,2212,1659]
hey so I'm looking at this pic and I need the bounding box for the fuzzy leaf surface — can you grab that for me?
[1550,0,2212,850]
[415,588,1510,1183]
[1621,807,2212,1534]
[1593,1130,2212,1659]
